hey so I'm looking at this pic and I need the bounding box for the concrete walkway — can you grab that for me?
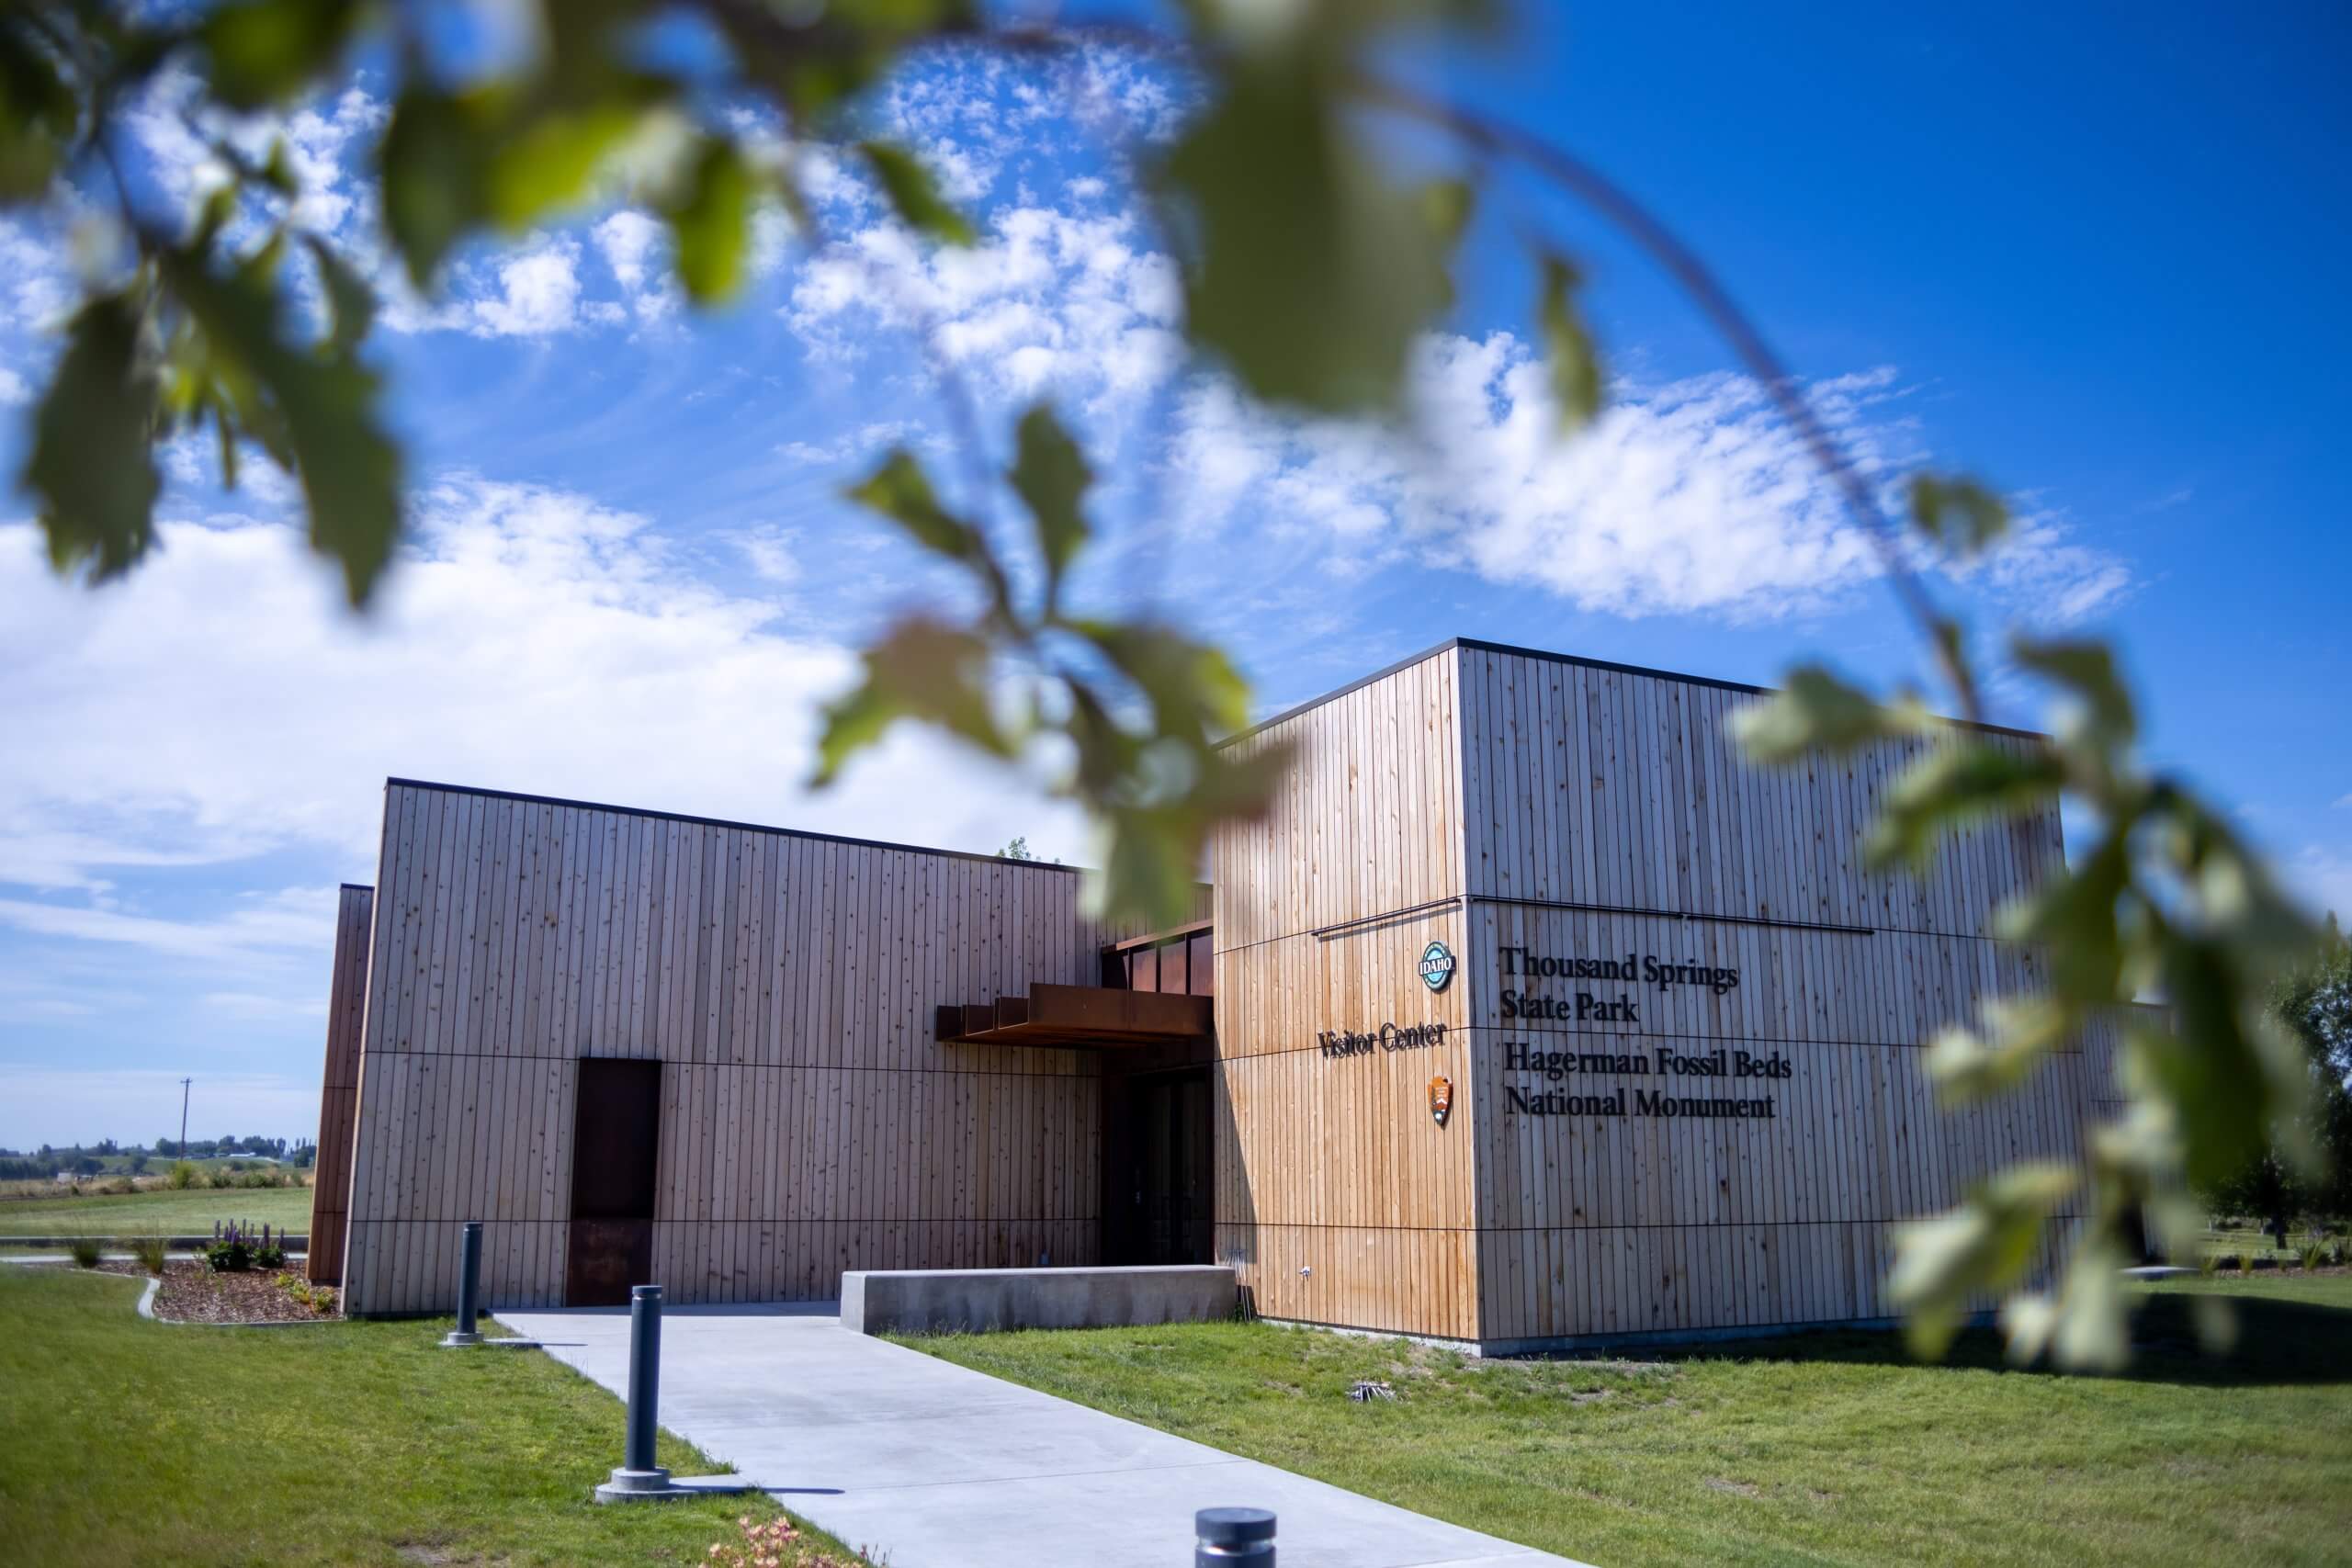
[497,1303,1586,1568]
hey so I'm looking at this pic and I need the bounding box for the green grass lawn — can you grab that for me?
[0,1267,864,1566]
[0,1182,313,1238]
[900,1276,2352,1568]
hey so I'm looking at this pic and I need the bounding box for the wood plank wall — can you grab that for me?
[340,782,1197,1315]
[1211,640,2087,1349]
[306,884,374,1286]
[1211,648,1484,1338]
[1453,644,2084,1347]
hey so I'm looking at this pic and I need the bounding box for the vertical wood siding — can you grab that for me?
[1212,641,2086,1348]
[1212,648,1483,1338]
[305,884,374,1286]
[339,783,1181,1315]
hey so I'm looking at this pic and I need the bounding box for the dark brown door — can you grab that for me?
[1123,1068,1212,1266]
[566,1057,661,1305]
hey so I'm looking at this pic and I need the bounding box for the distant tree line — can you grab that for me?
[2199,914,2352,1235]
[0,1135,316,1179]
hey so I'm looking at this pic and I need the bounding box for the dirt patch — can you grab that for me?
[151,1260,341,1323]
[1703,1477,1763,1498]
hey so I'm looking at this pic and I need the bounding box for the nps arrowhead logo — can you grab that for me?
[1419,941,1455,993]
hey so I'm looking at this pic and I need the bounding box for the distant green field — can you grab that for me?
[0,1185,312,1238]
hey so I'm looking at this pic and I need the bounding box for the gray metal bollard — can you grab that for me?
[439,1222,484,1347]
[594,1286,679,1499]
[1195,1507,1275,1565]
[623,1284,663,1476]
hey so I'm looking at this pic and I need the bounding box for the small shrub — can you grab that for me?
[2300,1243,2326,1271]
[2238,1251,2256,1277]
[2335,1242,2350,1268]
[2198,1252,2221,1276]
[206,1224,254,1273]
[66,1236,103,1269]
[207,1167,242,1190]
[273,1271,335,1314]
[253,1238,288,1269]
[165,1160,197,1190]
[130,1234,168,1275]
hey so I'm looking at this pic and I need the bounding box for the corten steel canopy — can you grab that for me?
[933,983,1212,1050]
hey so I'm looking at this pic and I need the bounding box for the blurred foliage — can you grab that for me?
[1734,533,2325,1369]
[2196,918,2352,1230]
[0,0,2324,1366]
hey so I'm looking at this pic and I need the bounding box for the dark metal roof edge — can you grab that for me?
[380,778,1088,874]
[337,882,375,893]
[1220,636,2049,745]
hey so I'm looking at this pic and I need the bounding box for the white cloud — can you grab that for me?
[775,420,926,467]
[593,209,678,324]
[0,886,334,964]
[786,200,2131,628]
[729,525,801,585]
[0,476,1087,907]
[123,67,381,243]
[786,203,1184,436]
[0,367,25,405]
[2333,792,2351,810]
[1153,339,2135,626]
[465,237,585,337]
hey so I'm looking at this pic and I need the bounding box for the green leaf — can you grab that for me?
[843,449,981,563]
[811,617,1012,785]
[201,0,361,108]
[2130,932,2312,1189]
[1866,739,2065,871]
[1153,56,1454,411]
[1010,405,1091,610]
[1420,177,1476,248]
[23,291,162,582]
[1537,252,1602,430]
[859,141,974,245]
[1069,620,1255,740]
[380,88,487,288]
[1910,473,2010,557]
[303,236,375,353]
[260,137,299,196]
[161,250,401,605]
[485,101,645,231]
[0,21,78,203]
[1999,1237,2128,1371]
[1888,1161,2075,1359]
[1925,995,2070,1105]
[1996,826,2133,1005]
[667,140,754,304]
[1728,665,1905,764]
[2011,637,2135,751]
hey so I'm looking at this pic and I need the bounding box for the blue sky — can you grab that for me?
[1,5,2346,1149]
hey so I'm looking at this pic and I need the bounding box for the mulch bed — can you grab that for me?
[149,1260,342,1324]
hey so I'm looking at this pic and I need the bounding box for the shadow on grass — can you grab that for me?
[1616,1290,2352,1389]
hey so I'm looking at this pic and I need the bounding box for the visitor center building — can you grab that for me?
[308,637,2108,1352]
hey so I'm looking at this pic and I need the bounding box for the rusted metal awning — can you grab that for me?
[933,983,1212,1050]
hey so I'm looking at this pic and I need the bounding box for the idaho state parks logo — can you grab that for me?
[1428,1075,1453,1127]
[1419,940,1456,993]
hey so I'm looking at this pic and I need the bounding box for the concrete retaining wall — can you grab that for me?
[840,1265,1237,1337]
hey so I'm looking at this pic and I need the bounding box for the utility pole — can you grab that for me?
[177,1077,191,1158]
